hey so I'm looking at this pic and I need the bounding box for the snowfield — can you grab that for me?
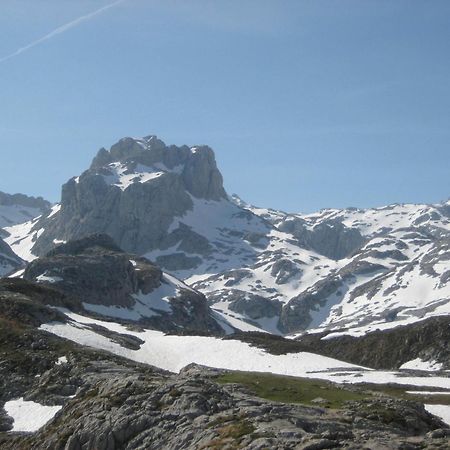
[286,202,450,237]
[4,217,43,261]
[40,311,450,391]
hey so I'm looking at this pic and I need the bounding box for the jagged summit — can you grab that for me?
[86,135,226,201]
[25,135,230,257]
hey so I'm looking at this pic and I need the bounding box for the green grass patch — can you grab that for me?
[216,371,450,410]
[216,371,368,409]
[358,383,450,406]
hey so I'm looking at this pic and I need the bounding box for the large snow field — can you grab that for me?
[40,311,450,391]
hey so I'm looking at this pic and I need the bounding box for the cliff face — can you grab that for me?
[30,135,226,256]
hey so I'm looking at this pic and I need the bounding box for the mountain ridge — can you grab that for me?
[1,133,449,338]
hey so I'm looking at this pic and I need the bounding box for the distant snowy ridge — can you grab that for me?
[0,190,50,230]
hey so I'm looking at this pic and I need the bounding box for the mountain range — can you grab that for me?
[0,134,449,448]
[2,135,449,338]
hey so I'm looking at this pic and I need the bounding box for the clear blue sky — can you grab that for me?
[0,0,449,212]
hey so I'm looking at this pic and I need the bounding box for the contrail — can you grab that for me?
[0,0,127,64]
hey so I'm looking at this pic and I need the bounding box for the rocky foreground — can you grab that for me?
[0,304,449,450]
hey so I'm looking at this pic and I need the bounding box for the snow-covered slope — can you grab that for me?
[4,216,45,261]
[40,310,450,390]
[316,236,450,333]
[222,197,450,335]
[292,201,450,237]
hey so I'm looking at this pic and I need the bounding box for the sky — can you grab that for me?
[0,0,449,213]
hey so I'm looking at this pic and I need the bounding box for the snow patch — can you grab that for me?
[406,391,450,395]
[4,219,43,262]
[36,272,63,284]
[55,356,68,365]
[47,204,61,218]
[400,358,443,372]
[4,398,62,432]
[424,404,450,426]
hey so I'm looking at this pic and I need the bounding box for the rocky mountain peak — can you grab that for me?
[26,135,229,256]
[87,135,226,201]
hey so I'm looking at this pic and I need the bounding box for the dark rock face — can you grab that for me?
[0,278,76,326]
[160,223,212,256]
[0,238,24,276]
[208,288,282,334]
[297,315,450,370]
[30,136,226,256]
[155,252,202,271]
[46,233,123,256]
[279,218,366,260]
[23,234,223,335]
[24,234,160,309]
[228,316,450,370]
[208,289,283,324]
[279,277,345,333]
[228,292,282,321]
[271,258,302,284]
